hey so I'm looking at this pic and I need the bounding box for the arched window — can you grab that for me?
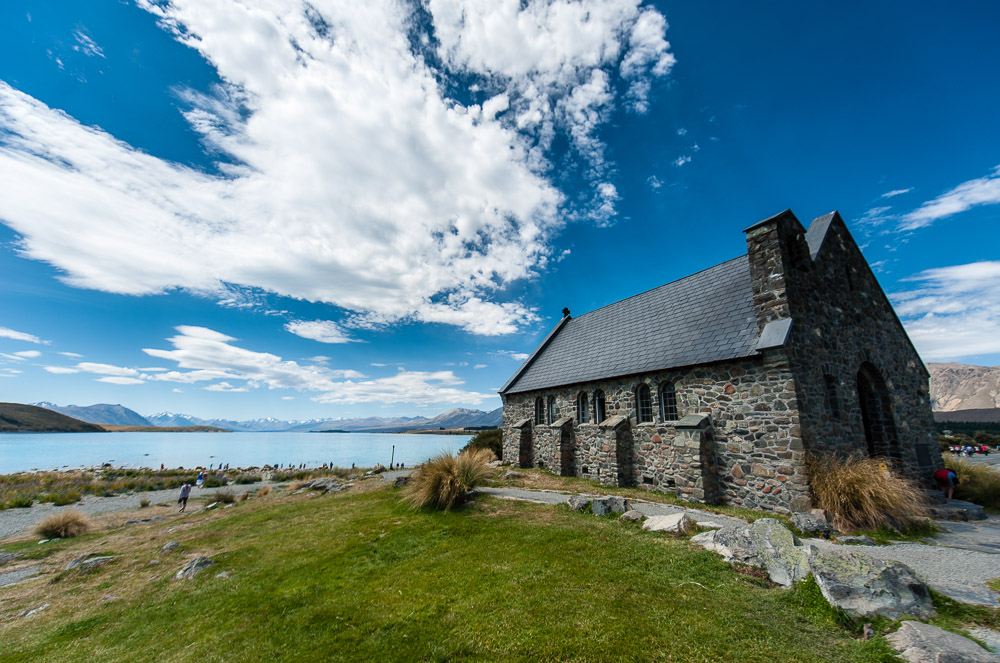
[636,384,652,423]
[534,397,545,425]
[594,390,606,424]
[547,395,557,424]
[857,363,899,460]
[577,392,589,424]
[659,382,678,420]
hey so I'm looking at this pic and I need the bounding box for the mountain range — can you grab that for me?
[926,363,1000,412]
[35,402,502,433]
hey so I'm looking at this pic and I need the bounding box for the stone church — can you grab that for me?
[499,209,942,514]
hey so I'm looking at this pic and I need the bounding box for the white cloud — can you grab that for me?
[676,127,687,136]
[72,28,105,58]
[76,362,141,377]
[44,366,79,374]
[97,376,145,385]
[496,349,530,361]
[13,350,40,358]
[880,187,912,199]
[0,326,48,344]
[0,0,673,336]
[673,155,691,167]
[893,260,1000,360]
[473,363,487,369]
[900,165,1000,230]
[855,205,895,228]
[0,353,27,361]
[58,352,83,358]
[281,396,294,400]
[646,175,662,190]
[285,320,354,344]
[141,325,488,405]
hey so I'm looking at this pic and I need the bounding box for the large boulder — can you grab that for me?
[567,496,592,512]
[809,551,936,620]
[886,621,996,662]
[693,518,812,587]
[643,513,695,534]
[619,510,644,523]
[591,496,630,516]
[310,478,344,493]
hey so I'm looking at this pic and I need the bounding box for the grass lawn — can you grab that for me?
[1,481,907,662]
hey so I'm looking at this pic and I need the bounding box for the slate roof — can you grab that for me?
[501,255,760,394]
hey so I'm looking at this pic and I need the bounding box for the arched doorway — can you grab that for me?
[518,425,532,468]
[857,363,900,460]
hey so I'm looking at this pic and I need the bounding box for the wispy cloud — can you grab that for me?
[71,27,105,58]
[58,351,83,358]
[285,320,355,345]
[13,350,40,358]
[495,350,530,361]
[673,155,691,167]
[0,326,48,344]
[0,0,675,336]
[900,165,1000,230]
[893,260,1000,360]
[880,187,913,199]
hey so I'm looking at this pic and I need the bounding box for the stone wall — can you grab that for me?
[502,354,811,513]
[746,211,942,479]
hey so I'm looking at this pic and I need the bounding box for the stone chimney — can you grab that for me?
[561,307,571,318]
[743,209,810,333]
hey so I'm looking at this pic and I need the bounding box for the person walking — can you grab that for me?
[178,482,192,512]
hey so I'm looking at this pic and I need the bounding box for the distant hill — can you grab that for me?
[933,408,1000,424]
[928,362,1000,412]
[146,407,502,433]
[0,403,104,432]
[35,402,151,426]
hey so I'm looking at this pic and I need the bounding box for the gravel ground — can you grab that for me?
[0,482,269,542]
[480,485,1000,608]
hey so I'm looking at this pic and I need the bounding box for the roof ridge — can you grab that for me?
[571,254,748,322]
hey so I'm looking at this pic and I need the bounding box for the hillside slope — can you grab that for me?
[928,363,1000,411]
[34,402,151,426]
[0,403,104,432]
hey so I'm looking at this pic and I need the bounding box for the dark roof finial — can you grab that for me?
[562,307,570,318]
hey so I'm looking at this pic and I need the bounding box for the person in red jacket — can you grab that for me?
[933,468,958,499]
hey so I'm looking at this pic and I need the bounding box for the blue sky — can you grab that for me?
[1,1,998,421]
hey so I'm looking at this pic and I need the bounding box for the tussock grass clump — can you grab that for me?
[35,510,91,539]
[257,485,271,497]
[404,449,495,510]
[214,490,237,504]
[807,453,929,532]
[945,457,1000,509]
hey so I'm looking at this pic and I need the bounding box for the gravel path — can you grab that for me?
[481,485,1000,607]
[0,483,268,542]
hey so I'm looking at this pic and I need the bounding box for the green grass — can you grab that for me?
[0,484,906,663]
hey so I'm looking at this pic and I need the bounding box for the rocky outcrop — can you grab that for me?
[693,518,813,587]
[175,557,214,580]
[65,554,117,573]
[791,513,836,538]
[886,621,996,662]
[809,551,935,620]
[642,513,695,534]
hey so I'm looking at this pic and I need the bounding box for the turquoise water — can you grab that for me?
[0,431,471,474]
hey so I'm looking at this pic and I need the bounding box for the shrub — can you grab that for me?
[404,449,494,510]
[257,485,271,497]
[35,510,91,539]
[460,428,502,459]
[139,498,150,508]
[234,474,261,485]
[6,495,33,509]
[806,453,930,532]
[214,490,237,504]
[945,457,1000,509]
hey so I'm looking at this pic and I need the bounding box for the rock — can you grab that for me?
[590,498,612,516]
[810,508,833,523]
[791,513,836,538]
[20,603,49,618]
[393,476,410,488]
[643,513,695,534]
[837,535,876,546]
[72,556,116,574]
[310,478,342,492]
[620,510,645,522]
[746,519,812,588]
[175,556,214,580]
[161,541,180,552]
[147,560,161,566]
[809,551,935,620]
[568,496,592,512]
[503,471,523,480]
[967,628,1000,655]
[203,502,219,510]
[215,571,231,579]
[693,518,812,588]
[65,553,101,571]
[0,552,23,566]
[886,621,996,662]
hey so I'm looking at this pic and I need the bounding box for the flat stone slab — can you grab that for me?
[810,551,936,620]
[886,621,997,662]
[0,564,42,587]
[643,513,695,534]
[176,556,214,580]
[967,627,1000,656]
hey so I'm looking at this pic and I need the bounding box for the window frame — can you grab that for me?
[658,382,678,421]
[534,397,545,425]
[547,395,557,424]
[636,383,653,423]
[594,390,606,424]
[576,392,589,424]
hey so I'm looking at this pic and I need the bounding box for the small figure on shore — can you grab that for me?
[178,482,192,512]
[196,471,204,488]
[933,467,958,499]
[160,463,165,470]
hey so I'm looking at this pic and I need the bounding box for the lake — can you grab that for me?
[0,431,472,474]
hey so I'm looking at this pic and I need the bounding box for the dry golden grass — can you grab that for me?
[404,449,493,510]
[945,457,1000,509]
[34,510,91,539]
[256,485,271,497]
[807,453,930,531]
